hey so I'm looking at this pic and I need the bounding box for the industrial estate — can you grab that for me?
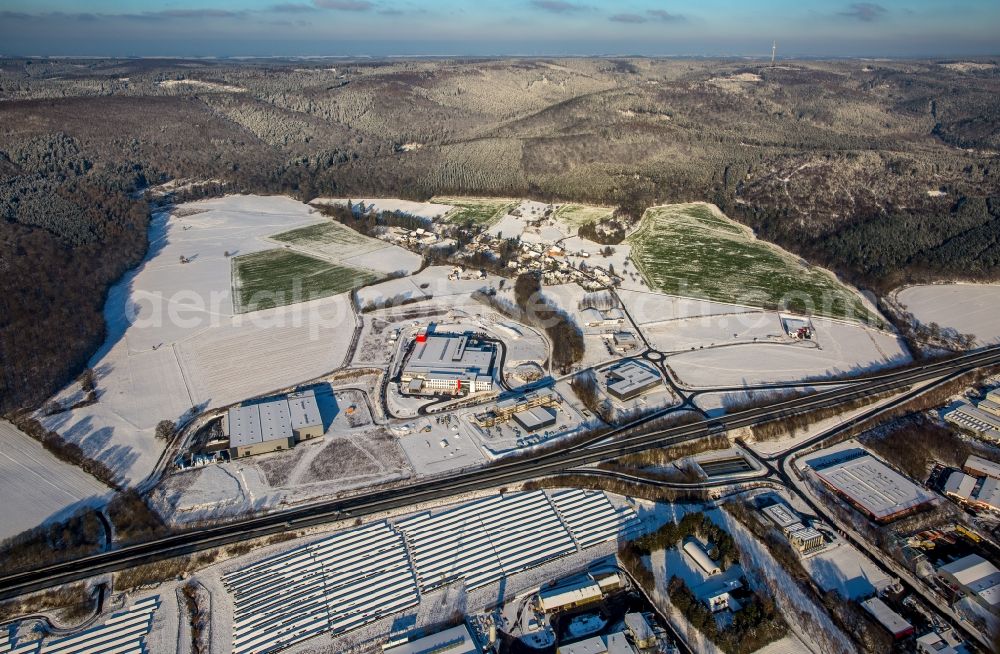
[2,190,998,654]
[1,51,1000,654]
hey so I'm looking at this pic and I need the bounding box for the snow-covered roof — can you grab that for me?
[228,397,292,448]
[405,333,493,376]
[939,554,1000,607]
[557,635,607,654]
[624,612,655,642]
[965,454,1000,480]
[580,307,604,324]
[683,540,720,576]
[943,471,976,500]
[538,579,602,612]
[915,632,957,654]
[810,449,935,520]
[606,360,661,398]
[287,389,321,430]
[761,502,800,529]
[974,477,1000,511]
[383,624,477,654]
[861,597,912,636]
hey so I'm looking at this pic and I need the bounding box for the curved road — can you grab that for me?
[1,345,997,601]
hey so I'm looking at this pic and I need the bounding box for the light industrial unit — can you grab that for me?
[512,405,558,432]
[760,501,825,554]
[861,597,914,640]
[938,554,1000,614]
[382,624,478,654]
[225,389,323,459]
[605,360,662,401]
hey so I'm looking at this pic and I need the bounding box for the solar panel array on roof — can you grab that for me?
[0,597,159,654]
[218,489,637,652]
[550,489,639,549]
[222,522,418,654]
[396,491,577,592]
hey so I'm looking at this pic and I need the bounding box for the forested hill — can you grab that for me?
[1,56,998,411]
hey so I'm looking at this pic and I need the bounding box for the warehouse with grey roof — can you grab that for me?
[225,389,324,458]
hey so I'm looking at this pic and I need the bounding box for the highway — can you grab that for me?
[1,345,998,601]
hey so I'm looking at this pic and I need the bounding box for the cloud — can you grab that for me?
[0,10,30,20]
[530,0,587,14]
[610,13,646,23]
[156,9,246,19]
[647,9,685,22]
[838,3,887,22]
[314,0,374,10]
[378,8,405,15]
[269,3,317,12]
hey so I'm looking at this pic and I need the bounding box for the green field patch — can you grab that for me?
[271,220,385,257]
[432,196,517,226]
[627,204,879,325]
[232,249,378,313]
[553,203,614,228]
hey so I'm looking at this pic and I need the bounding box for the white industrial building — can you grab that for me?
[683,540,721,576]
[401,332,494,395]
[382,624,478,654]
[556,632,636,654]
[938,554,1000,614]
[539,579,603,613]
[964,454,1000,480]
[944,402,1000,441]
[861,597,914,640]
[942,469,1000,513]
[605,360,662,401]
[807,447,935,523]
[226,389,324,458]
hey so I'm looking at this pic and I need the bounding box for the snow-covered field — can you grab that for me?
[665,317,909,387]
[643,311,784,352]
[896,283,1000,345]
[0,420,111,540]
[314,197,453,220]
[38,195,373,485]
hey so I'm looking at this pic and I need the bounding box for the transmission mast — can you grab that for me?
[771,40,777,67]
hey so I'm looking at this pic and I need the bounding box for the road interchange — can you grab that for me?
[2,344,997,602]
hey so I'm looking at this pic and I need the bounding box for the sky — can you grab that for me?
[0,1,998,58]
